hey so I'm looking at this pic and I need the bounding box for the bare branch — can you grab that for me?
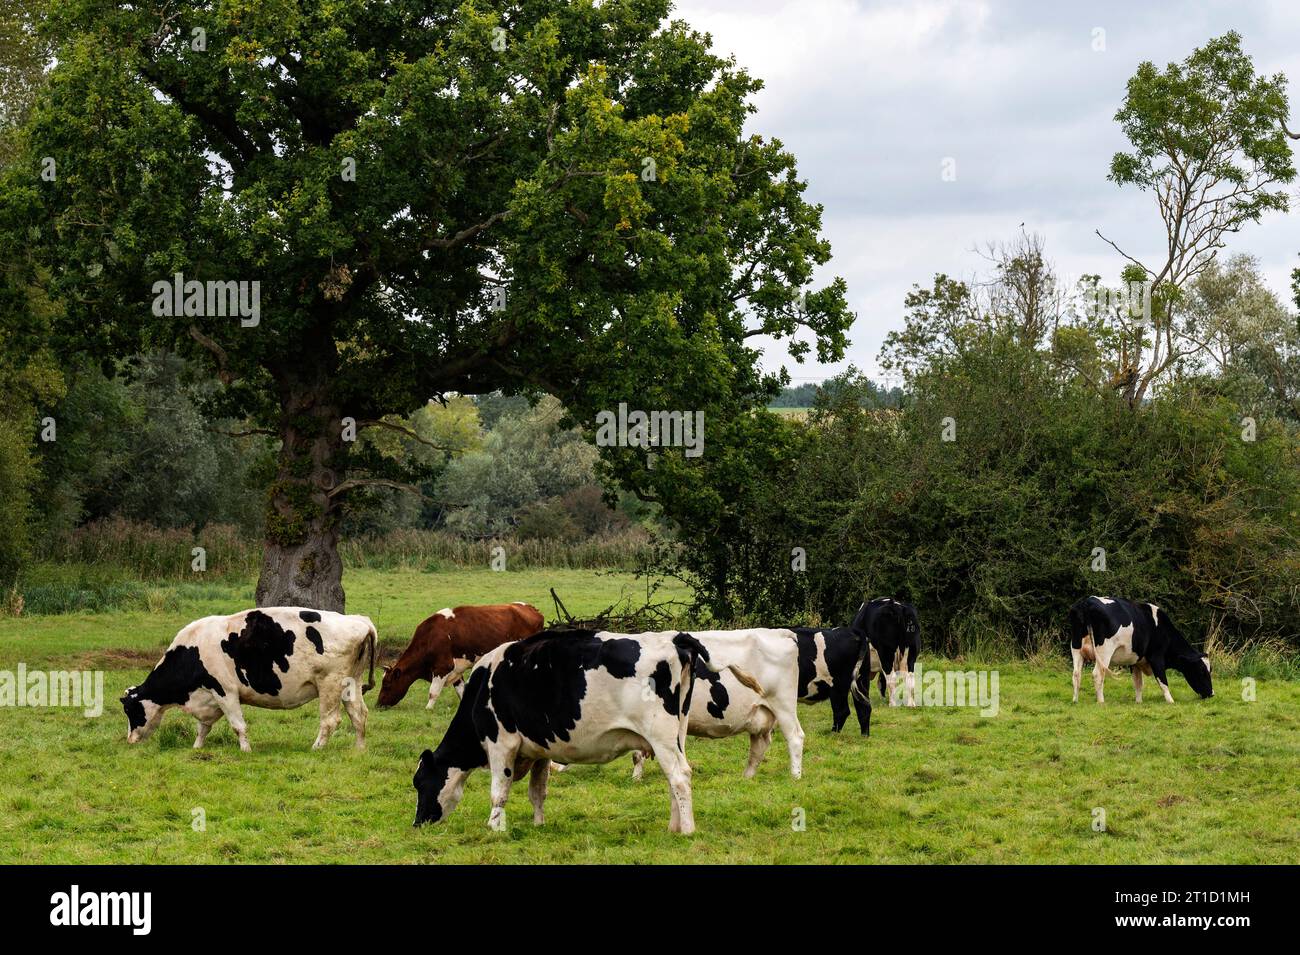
[1093,230,1153,276]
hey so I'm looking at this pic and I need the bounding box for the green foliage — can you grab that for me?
[0,416,34,586]
[664,335,1300,653]
[32,352,270,534]
[435,395,601,537]
[769,370,901,409]
[0,0,851,592]
[1109,32,1294,220]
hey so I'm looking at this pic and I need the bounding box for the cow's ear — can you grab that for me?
[419,749,434,766]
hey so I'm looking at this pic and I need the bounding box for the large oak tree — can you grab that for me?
[2,0,851,609]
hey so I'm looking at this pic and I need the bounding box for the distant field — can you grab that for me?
[768,406,811,418]
[2,567,1298,864]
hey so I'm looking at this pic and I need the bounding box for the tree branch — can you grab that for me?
[327,478,423,499]
[422,211,510,251]
[209,426,277,438]
[188,325,235,385]
[357,417,455,450]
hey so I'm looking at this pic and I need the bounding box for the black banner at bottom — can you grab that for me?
[0,864,1281,941]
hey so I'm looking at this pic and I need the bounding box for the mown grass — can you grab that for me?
[1,568,1297,864]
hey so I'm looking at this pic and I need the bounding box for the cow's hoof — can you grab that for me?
[425,700,437,711]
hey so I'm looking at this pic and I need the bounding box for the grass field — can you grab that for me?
[2,567,1298,864]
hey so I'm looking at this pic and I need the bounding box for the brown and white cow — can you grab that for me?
[377,602,544,710]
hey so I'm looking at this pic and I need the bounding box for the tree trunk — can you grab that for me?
[255,369,347,612]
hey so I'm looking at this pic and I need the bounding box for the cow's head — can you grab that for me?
[1176,652,1214,699]
[120,686,164,743]
[412,749,471,826]
[377,662,414,708]
[379,618,445,707]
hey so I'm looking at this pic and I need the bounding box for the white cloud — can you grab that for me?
[675,0,1300,381]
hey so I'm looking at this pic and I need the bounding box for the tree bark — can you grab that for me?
[255,360,347,612]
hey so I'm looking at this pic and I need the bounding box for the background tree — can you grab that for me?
[4,0,851,609]
[1100,31,1296,405]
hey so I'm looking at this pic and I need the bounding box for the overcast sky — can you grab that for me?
[673,0,1300,385]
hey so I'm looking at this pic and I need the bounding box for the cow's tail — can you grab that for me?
[849,630,876,703]
[360,625,377,693]
[1067,600,1099,667]
[672,632,764,696]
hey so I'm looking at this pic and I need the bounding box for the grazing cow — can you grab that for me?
[377,602,544,710]
[631,627,806,780]
[121,608,376,752]
[1069,596,1213,703]
[412,628,763,835]
[792,598,921,735]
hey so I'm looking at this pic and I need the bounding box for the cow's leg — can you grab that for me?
[904,644,918,706]
[829,687,850,732]
[424,672,448,711]
[214,694,251,752]
[1149,660,1175,703]
[486,746,517,832]
[193,714,220,749]
[884,669,898,707]
[652,742,695,835]
[1093,642,1113,704]
[852,683,872,736]
[1071,647,1083,703]
[313,679,344,750]
[631,750,645,781]
[743,728,773,779]
[769,702,805,780]
[1132,665,1145,703]
[528,758,550,826]
[341,678,369,750]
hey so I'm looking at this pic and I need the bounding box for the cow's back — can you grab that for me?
[476,629,686,764]
[214,607,374,708]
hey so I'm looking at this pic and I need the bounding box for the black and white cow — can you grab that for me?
[1069,596,1213,703]
[792,598,921,734]
[412,628,762,835]
[121,608,377,751]
[630,627,805,780]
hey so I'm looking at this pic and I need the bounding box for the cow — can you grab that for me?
[377,602,544,711]
[411,628,764,835]
[1069,596,1213,703]
[630,627,806,781]
[868,598,922,707]
[792,598,921,735]
[120,608,377,752]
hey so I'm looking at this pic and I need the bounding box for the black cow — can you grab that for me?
[791,597,921,735]
[412,628,761,835]
[1068,596,1213,703]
